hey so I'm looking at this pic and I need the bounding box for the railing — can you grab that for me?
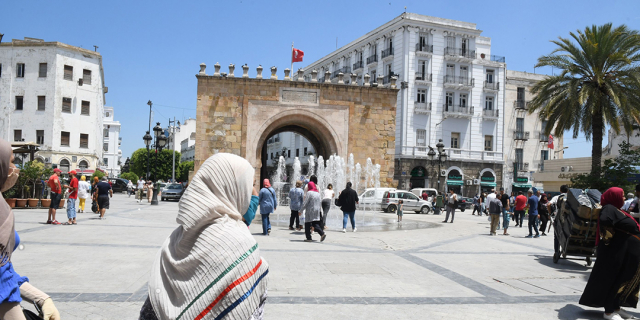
[483,109,499,118]
[483,81,500,90]
[443,104,474,115]
[415,43,433,53]
[444,47,476,59]
[414,102,432,113]
[490,55,506,63]
[539,133,549,142]
[444,75,474,86]
[366,54,378,65]
[398,145,503,160]
[381,47,394,59]
[383,73,397,84]
[353,61,364,70]
[415,72,432,81]
[514,131,530,140]
[513,100,527,109]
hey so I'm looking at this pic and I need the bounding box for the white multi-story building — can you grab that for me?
[0,37,106,173]
[301,13,506,196]
[102,107,122,177]
[504,70,564,193]
[265,132,315,172]
[603,126,640,158]
[166,118,196,163]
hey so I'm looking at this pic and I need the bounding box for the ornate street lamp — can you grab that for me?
[150,122,166,205]
[143,131,152,180]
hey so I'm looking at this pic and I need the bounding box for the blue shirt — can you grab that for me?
[258,187,277,214]
[289,187,304,211]
[1,231,29,304]
[528,195,539,216]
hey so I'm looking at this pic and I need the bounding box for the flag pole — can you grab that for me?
[290,42,294,78]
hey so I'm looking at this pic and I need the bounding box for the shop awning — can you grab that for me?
[446,180,464,186]
[512,183,532,188]
[480,182,497,187]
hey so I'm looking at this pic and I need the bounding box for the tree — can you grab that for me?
[120,172,139,183]
[177,161,194,182]
[570,141,640,193]
[529,23,640,179]
[91,169,106,181]
[130,148,181,181]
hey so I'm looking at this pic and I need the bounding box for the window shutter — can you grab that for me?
[81,101,90,115]
[64,65,73,80]
[62,97,72,113]
[80,134,88,148]
[83,69,92,85]
[61,132,70,146]
[39,63,47,77]
[38,96,46,110]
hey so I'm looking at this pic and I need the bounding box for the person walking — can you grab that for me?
[525,190,540,238]
[0,138,61,320]
[538,194,550,236]
[258,179,276,236]
[77,175,91,213]
[64,170,79,225]
[626,184,640,215]
[514,191,527,227]
[397,200,404,222]
[127,179,134,197]
[321,184,334,229]
[489,195,503,236]
[302,182,326,242]
[46,168,63,225]
[499,188,511,235]
[288,180,304,231]
[472,194,481,215]
[579,187,640,320]
[136,177,145,203]
[94,177,112,220]
[146,180,154,203]
[443,189,458,223]
[479,192,486,216]
[337,182,359,232]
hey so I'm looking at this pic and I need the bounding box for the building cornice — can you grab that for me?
[1,40,102,58]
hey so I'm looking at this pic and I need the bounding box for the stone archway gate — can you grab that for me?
[194,64,399,187]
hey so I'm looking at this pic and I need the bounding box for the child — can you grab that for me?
[397,200,403,222]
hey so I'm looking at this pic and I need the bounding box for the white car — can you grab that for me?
[410,188,439,200]
[382,190,432,214]
[359,188,396,210]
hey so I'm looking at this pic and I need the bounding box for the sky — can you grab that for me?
[3,0,640,160]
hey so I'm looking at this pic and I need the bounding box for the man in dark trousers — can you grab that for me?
[338,182,359,233]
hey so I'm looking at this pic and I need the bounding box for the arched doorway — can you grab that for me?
[59,159,70,173]
[479,169,497,195]
[410,166,428,189]
[445,167,464,195]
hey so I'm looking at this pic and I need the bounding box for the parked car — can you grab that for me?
[358,188,396,210]
[410,188,439,200]
[161,183,185,201]
[458,196,473,211]
[108,178,130,193]
[382,190,432,214]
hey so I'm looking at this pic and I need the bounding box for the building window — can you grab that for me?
[446,36,455,49]
[13,130,22,142]
[515,149,524,170]
[296,149,299,157]
[103,128,109,137]
[451,132,460,149]
[541,150,549,161]
[79,160,88,170]
[486,69,494,83]
[517,87,525,101]
[81,101,90,115]
[304,147,308,156]
[59,159,70,173]
[445,92,454,107]
[62,97,72,113]
[288,150,291,158]
[103,142,109,152]
[460,66,468,81]
[370,70,376,84]
[416,89,427,103]
[36,130,44,145]
[416,129,426,152]
[15,96,24,110]
[61,131,70,146]
[37,96,46,111]
[485,96,493,110]
[0,63,2,77]
[103,158,108,166]
[80,134,89,148]
[39,63,47,78]
[484,135,493,151]
[516,118,525,133]
[459,94,468,108]
[83,69,92,85]
[63,65,73,80]
[270,153,273,160]
[417,60,427,79]
[446,64,455,77]
[106,112,110,117]
[16,63,25,78]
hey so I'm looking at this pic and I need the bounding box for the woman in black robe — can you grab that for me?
[580,187,640,320]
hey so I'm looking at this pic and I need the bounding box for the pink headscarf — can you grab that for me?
[307,181,319,192]
[597,187,640,245]
[263,179,271,188]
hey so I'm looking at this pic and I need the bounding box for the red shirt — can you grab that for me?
[48,174,61,194]
[68,177,79,199]
[515,195,527,211]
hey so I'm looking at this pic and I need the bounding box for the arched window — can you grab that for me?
[59,159,70,173]
[78,160,88,170]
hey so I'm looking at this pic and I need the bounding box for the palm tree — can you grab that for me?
[529,23,640,178]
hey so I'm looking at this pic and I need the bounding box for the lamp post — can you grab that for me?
[150,122,167,205]
[167,117,180,182]
[143,131,152,180]
[427,139,447,193]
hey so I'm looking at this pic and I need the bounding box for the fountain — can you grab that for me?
[307,155,315,178]
[290,157,301,187]
[316,155,325,191]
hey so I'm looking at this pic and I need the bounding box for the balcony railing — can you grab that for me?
[444,75,474,86]
[483,108,499,118]
[353,61,364,70]
[514,131,530,140]
[383,73,397,85]
[444,47,476,59]
[443,104,474,115]
[330,67,351,79]
[490,55,506,63]
[381,47,394,59]
[415,43,433,53]
[414,102,431,114]
[400,145,503,160]
[513,100,527,110]
[483,81,500,90]
[366,54,378,65]
[415,72,432,81]
[539,133,549,142]
[318,77,325,83]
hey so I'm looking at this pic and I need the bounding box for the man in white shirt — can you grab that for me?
[548,185,569,215]
[485,189,497,208]
[136,178,146,203]
[623,193,635,212]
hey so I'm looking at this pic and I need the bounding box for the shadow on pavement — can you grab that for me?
[556,304,603,320]
[534,255,592,280]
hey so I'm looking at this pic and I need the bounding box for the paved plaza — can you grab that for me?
[9,193,630,319]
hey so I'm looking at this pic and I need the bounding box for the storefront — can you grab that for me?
[480,170,496,194]
[512,176,532,195]
[410,166,427,189]
[445,168,464,195]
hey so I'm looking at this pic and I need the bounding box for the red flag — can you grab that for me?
[548,135,554,149]
[292,48,304,63]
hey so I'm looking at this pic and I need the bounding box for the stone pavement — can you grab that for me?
[9,193,628,319]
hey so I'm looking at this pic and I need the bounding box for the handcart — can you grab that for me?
[552,189,601,266]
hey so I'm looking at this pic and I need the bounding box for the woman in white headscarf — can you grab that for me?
[139,153,268,320]
[0,138,60,320]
